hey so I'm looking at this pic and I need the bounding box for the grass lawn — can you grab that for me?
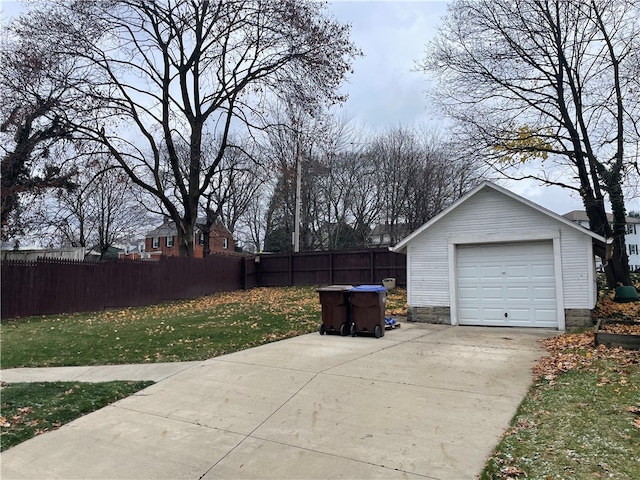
[0,381,153,452]
[1,286,408,368]
[482,295,640,480]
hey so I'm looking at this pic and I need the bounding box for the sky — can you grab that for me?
[328,0,448,130]
[2,0,637,217]
[326,0,597,216]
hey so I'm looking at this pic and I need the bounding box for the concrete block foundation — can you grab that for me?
[564,309,593,329]
[407,306,451,324]
[407,306,591,329]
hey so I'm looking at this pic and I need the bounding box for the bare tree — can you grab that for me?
[0,17,84,239]
[16,0,359,256]
[235,190,268,253]
[263,119,482,251]
[421,0,640,286]
[363,125,483,245]
[34,151,150,258]
[91,164,149,259]
[312,119,370,249]
[199,136,266,255]
[261,101,330,252]
[367,126,420,245]
[403,128,485,232]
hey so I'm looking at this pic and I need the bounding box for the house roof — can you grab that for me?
[145,216,232,238]
[391,181,612,258]
[562,210,640,225]
[145,222,177,238]
[371,223,410,236]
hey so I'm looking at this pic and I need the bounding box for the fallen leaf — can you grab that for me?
[501,465,526,477]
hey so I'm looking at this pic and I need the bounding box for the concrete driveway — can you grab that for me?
[0,323,552,480]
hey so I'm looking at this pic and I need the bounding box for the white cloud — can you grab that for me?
[329,1,449,129]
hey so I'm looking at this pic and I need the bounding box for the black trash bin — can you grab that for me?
[349,285,387,338]
[317,285,353,336]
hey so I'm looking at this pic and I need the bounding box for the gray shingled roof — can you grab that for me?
[145,222,177,238]
[562,210,640,224]
[145,216,232,238]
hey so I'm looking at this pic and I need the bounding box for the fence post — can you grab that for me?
[241,256,247,290]
[329,251,333,285]
[289,253,293,286]
[370,250,374,283]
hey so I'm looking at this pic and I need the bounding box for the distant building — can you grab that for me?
[144,216,235,258]
[368,223,411,248]
[0,246,86,262]
[562,210,640,272]
[117,241,146,260]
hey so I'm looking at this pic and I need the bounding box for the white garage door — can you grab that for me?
[456,241,557,327]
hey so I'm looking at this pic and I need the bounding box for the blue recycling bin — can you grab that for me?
[349,285,387,338]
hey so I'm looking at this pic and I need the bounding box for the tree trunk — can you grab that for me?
[606,181,632,287]
[177,220,195,257]
[584,194,631,288]
[201,209,218,258]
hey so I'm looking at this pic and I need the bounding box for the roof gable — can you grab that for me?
[392,181,609,253]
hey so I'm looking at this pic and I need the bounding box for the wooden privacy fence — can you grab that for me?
[245,248,406,288]
[2,255,243,320]
[2,248,406,319]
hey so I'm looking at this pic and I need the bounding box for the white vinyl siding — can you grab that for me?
[406,187,596,313]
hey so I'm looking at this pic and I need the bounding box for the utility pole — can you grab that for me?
[293,136,302,253]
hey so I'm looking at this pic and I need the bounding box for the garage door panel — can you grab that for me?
[479,287,503,299]
[533,287,556,300]
[457,241,557,328]
[460,307,506,321]
[458,266,478,280]
[459,287,479,298]
[505,309,531,321]
[505,265,528,278]
[532,264,554,277]
[505,287,529,300]
[459,307,479,319]
[476,307,504,321]
[479,266,502,279]
[533,309,557,322]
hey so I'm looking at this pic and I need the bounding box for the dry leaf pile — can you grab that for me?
[533,331,639,380]
[598,323,640,334]
[593,295,640,322]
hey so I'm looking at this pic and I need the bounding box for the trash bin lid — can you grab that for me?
[349,285,387,292]
[317,285,354,292]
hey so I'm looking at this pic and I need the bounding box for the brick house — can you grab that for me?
[145,216,235,258]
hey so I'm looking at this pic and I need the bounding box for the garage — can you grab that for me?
[456,241,557,327]
[392,181,611,330]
